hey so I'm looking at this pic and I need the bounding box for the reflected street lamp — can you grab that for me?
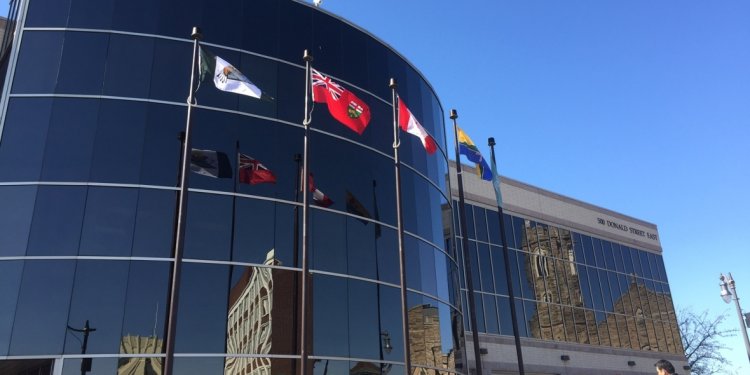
[719,273,750,365]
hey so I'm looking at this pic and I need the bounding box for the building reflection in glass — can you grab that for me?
[224,249,297,375]
[408,304,455,375]
[118,335,163,375]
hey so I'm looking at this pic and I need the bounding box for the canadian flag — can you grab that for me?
[308,173,334,208]
[398,98,437,154]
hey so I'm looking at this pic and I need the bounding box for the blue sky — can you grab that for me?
[312,0,750,372]
[2,0,748,372]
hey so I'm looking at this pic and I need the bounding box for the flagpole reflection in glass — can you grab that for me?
[488,136,526,375]
[163,26,202,375]
[389,78,412,375]
[449,109,483,375]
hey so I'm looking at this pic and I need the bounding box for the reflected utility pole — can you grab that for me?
[67,320,96,375]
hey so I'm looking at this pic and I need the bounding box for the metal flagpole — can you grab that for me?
[300,49,313,375]
[449,109,483,375]
[389,78,412,375]
[163,26,202,375]
[488,137,526,375]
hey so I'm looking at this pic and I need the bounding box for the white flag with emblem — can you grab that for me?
[212,55,262,98]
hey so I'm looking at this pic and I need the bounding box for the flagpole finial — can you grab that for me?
[389,78,397,89]
[488,137,496,146]
[450,109,458,120]
[303,49,313,62]
[191,27,202,40]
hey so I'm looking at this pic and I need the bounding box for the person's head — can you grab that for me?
[655,359,676,375]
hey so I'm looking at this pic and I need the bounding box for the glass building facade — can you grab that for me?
[0,1,463,374]
[451,167,687,375]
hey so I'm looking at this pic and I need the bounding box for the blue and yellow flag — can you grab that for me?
[457,127,492,181]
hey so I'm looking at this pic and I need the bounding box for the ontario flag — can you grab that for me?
[308,173,334,208]
[311,68,371,135]
[398,98,437,154]
[238,153,277,185]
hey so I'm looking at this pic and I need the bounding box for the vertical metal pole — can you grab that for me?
[163,27,202,375]
[726,273,750,364]
[450,109,483,375]
[488,137,526,375]
[390,79,412,375]
[300,49,313,375]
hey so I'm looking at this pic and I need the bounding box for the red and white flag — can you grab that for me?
[398,98,437,154]
[238,153,277,185]
[308,173,334,208]
[311,68,371,135]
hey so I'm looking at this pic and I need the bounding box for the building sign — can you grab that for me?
[596,217,658,241]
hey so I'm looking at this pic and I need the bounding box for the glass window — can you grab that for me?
[64,260,129,354]
[599,269,613,312]
[561,306,577,343]
[347,279,379,360]
[572,232,585,265]
[511,217,525,250]
[577,265,594,309]
[62,357,117,375]
[229,266,302,356]
[485,210,500,245]
[79,187,138,256]
[603,241,616,271]
[621,246,634,275]
[490,245,509,295]
[183,192,233,261]
[592,238,605,268]
[477,243,493,293]
[483,294,499,334]
[463,204,475,240]
[473,207,488,242]
[631,248,643,277]
[0,98,53,182]
[0,261,23,356]
[515,251,534,300]
[26,186,87,256]
[10,32,64,93]
[0,186,37,256]
[313,273,348,356]
[174,262,230,353]
[611,242,624,273]
[120,261,170,346]
[171,357,226,375]
[466,241,481,292]
[111,0,160,35]
[524,300,539,339]
[56,32,109,95]
[639,251,652,279]
[40,99,100,181]
[497,296,514,336]
[139,103,183,187]
[549,303,564,341]
[89,100,148,183]
[515,299,528,337]
[581,235,595,267]
[148,38,191,103]
[588,267,604,312]
[9,260,76,355]
[132,189,177,258]
[472,292,485,333]
[67,0,115,29]
[25,0,71,27]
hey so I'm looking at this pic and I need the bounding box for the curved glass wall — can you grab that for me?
[456,201,682,355]
[0,1,463,374]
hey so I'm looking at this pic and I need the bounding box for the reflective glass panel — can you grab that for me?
[10,260,76,355]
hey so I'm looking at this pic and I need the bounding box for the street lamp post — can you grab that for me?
[719,272,750,365]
